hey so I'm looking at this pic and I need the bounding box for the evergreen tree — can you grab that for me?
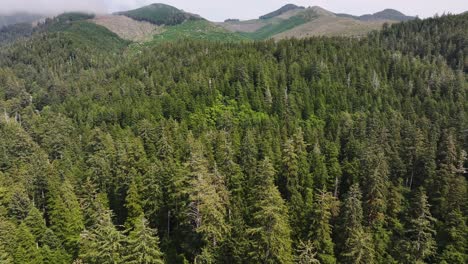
[48,180,84,253]
[124,215,164,264]
[296,240,320,264]
[79,211,124,264]
[24,206,47,243]
[438,209,467,264]
[399,188,436,263]
[339,184,374,264]
[13,223,43,264]
[309,144,329,190]
[186,135,230,255]
[309,190,337,264]
[124,178,144,230]
[247,158,294,264]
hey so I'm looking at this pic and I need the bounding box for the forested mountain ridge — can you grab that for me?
[115,3,204,26]
[0,11,467,264]
[0,3,421,45]
[219,4,416,39]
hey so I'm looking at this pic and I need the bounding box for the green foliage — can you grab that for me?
[373,13,468,72]
[0,12,466,264]
[241,15,307,40]
[309,190,338,264]
[247,158,294,264]
[152,20,248,43]
[48,180,84,253]
[124,179,144,230]
[47,21,129,52]
[124,215,164,264]
[24,206,47,242]
[14,223,43,264]
[339,184,375,264]
[399,188,437,263]
[118,3,202,26]
[79,211,125,264]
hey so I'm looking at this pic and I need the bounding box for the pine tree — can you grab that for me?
[309,190,337,264]
[79,210,124,264]
[124,215,164,264]
[362,147,389,227]
[296,240,320,264]
[399,188,436,263]
[13,223,43,264]
[79,177,108,228]
[48,180,84,253]
[281,138,304,240]
[247,158,293,264]
[438,209,467,264]
[324,141,342,197]
[124,178,144,230]
[186,135,230,254]
[430,129,458,218]
[24,206,47,243]
[339,184,374,264]
[309,144,329,190]
[281,131,313,227]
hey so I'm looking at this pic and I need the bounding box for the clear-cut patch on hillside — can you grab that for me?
[91,15,162,42]
[273,17,394,39]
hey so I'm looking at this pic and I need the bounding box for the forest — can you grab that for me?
[0,12,467,264]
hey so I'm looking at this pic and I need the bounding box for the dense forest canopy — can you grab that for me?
[0,11,467,264]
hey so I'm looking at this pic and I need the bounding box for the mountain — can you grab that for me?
[259,3,305,19]
[219,5,413,39]
[0,3,418,44]
[116,3,203,26]
[358,9,415,21]
[0,12,44,28]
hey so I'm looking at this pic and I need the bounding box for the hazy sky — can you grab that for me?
[1,0,467,21]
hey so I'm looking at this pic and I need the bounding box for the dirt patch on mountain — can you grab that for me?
[91,15,162,42]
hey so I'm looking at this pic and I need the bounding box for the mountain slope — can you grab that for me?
[220,5,415,40]
[116,3,203,26]
[91,15,161,42]
[274,16,389,39]
[259,3,305,19]
[359,9,415,21]
[151,20,248,43]
[220,5,331,40]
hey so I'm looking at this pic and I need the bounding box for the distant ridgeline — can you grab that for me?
[0,3,422,45]
[259,4,305,19]
[115,3,203,26]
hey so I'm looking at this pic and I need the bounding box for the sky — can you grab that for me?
[0,0,466,21]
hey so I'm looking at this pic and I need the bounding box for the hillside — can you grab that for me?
[151,20,247,43]
[274,16,389,38]
[259,3,305,19]
[220,4,414,39]
[358,9,415,21]
[116,3,203,26]
[91,15,161,42]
